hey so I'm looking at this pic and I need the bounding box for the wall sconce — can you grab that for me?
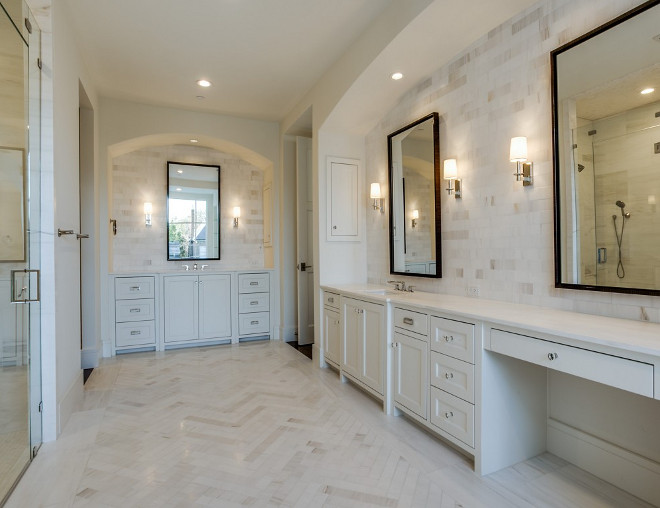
[233,206,241,228]
[510,136,533,186]
[411,209,419,228]
[370,182,384,213]
[144,202,152,226]
[443,159,462,198]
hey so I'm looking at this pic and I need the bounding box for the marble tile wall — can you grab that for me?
[365,0,660,323]
[111,144,264,273]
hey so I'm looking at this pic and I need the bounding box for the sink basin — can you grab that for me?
[357,288,407,296]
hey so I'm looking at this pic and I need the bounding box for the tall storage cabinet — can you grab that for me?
[163,274,231,343]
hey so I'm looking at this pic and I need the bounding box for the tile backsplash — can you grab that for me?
[365,0,660,323]
[111,144,264,272]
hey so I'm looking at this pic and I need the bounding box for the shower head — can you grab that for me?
[616,200,626,209]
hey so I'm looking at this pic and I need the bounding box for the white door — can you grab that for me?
[198,274,231,339]
[341,298,360,379]
[296,136,314,345]
[394,332,428,418]
[164,276,198,342]
[360,301,384,394]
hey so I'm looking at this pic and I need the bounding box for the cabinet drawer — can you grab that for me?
[115,276,155,300]
[115,298,154,322]
[430,351,474,403]
[239,312,269,335]
[431,316,474,363]
[393,307,429,338]
[239,293,269,313]
[430,387,474,448]
[238,273,269,293]
[116,321,155,347]
[323,291,340,310]
[490,329,654,398]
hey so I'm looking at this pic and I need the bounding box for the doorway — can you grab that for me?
[296,136,314,346]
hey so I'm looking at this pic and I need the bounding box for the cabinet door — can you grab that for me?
[164,276,197,342]
[360,301,384,394]
[341,299,361,379]
[327,157,359,240]
[324,307,340,365]
[394,332,428,419]
[199,274,232,339]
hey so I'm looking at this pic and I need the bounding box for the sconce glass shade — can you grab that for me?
[144,202,153,214]
[510,137,528,162]
[233,206,241,218]
[411,209,419,220]
[370,182,382,199]
[443,159,457,180]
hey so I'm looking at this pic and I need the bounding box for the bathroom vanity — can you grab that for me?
[110,270,273,354]
[320,284,660,506]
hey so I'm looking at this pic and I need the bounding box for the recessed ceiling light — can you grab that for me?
[391,72,404,81]
[197,79,212,87]
[196,95,205,100]
[190,139,198,143]
[641,87,655,95]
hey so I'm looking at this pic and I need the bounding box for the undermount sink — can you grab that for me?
[358,288,408,296]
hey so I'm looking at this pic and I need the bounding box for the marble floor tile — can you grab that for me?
[6,341,654,507]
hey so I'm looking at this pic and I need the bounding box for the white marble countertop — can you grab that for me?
[322,284,660,359]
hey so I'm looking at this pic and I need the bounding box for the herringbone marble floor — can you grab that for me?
[6,342,653,507]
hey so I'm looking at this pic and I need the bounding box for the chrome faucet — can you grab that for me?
[193,263,198,271]
[201,264,209,271]
[387,280,406,291]
[182,264,190,271]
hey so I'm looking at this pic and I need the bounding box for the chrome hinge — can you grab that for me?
[37,58,42,69]
[25,17,32,34]
[38,401,43,413]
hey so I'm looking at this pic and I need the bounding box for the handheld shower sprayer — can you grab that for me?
[612,200,631,278]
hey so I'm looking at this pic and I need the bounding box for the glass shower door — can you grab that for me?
[0,1,41,503]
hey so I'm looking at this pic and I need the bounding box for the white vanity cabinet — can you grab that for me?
[163,274,231,344]
[340,296,385,397]
[237,272,270,338]
[322,291,340,367]
[114,276,156,352]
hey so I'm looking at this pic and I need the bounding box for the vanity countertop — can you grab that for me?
[322,284,660,359]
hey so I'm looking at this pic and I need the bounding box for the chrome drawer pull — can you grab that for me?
[444,411,453,419]
[251,320,259,325]
[250,301,259,305]
[328,297,334,303]
[129,308,140,313]
[130,286,141,291]
[403,317,414,325]
[445,372,454,379]
[548,352,559,361]
[250,281,259,286]
[443,335,454,342]
[130,330,141,336]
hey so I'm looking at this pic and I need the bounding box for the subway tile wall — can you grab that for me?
[365,0,660,323]
[111,144,264,273]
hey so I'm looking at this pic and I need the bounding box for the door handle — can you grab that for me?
[77,233,89,239]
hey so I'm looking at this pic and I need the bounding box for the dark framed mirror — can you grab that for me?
[552,0,660,295]
[167,161,221,260]
[388,112,442,277]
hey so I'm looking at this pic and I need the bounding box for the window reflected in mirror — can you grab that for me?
[167,161,220,260]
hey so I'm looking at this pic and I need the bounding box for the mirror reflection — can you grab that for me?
[553,1,660,294]
[167,161,220,260]
[388,113,441,277]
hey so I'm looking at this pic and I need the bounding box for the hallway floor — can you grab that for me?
[7,341,652,507]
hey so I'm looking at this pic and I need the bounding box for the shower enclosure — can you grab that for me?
[571,101,660,290]
[0,0,42,503]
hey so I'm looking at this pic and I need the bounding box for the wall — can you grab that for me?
[363,0,660,464]
[111,144,264,273]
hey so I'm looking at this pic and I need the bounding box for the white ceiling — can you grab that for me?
[64,0,394,122]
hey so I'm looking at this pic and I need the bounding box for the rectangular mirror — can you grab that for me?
[167,161,220,260]
[552,0,660,295]
[388,112,441,277]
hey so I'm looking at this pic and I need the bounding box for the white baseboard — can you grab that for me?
[57,370,84,436]
[547,418,660,506]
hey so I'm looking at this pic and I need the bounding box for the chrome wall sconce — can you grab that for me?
[233,206,241,228]
[370,182,384,213]
[144,202,152,226]
[510,136,533,186]
[443,159,462,198]
[411,209,419,228]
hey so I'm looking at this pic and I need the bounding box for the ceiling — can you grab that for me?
[64,0,394,122]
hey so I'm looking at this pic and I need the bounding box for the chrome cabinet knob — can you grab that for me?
[548,352,559,361]
[443,335,454,342]
[445,372,454,379]
[444,411,453,419]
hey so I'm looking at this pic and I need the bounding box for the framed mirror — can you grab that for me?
[388,112,441,277]
[167,161,220,260]
[552,0,660,295]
